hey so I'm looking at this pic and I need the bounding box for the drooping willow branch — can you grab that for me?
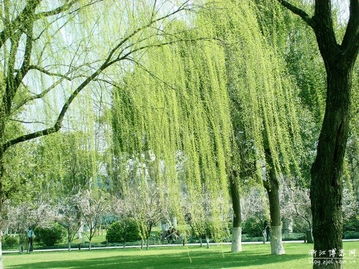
[0,1,193,155]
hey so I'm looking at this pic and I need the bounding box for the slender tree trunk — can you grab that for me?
[205,236,210,249]
[306,229,313,244]
[0,231,3,269]
[310,64,353,269]
[146,238,149,250]
[264,151,285,255]
[229,171,242,253]
[67,228,71,251]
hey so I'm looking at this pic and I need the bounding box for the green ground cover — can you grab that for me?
[4,242,359,269]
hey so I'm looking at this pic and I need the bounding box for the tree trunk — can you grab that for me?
[306,229,313,244]
[146,238,149,250]
[310,64,353,269]
[89,240,92,250]
[264,151,285,255]
[0,232,3,269]
[67,229,71,251]
[205,236,209,249]
[229,171,242,253]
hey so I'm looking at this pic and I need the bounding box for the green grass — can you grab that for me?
[4,242,359,269]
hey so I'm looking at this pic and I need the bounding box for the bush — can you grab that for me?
[344,215,359,232]
[2,235,18,249]
[106,218,141,243]
[343,231,359,239]
[242,217,264,237]
[35,224,65,247]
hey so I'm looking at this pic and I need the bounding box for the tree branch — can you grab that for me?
[28,65,73,80]
[0,1,192,154]
[341,0,359,63]
[0,0,41,49]
[278,0,314,28]
[0,58,113,154]
[34,0,79,18]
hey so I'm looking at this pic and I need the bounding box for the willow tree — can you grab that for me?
[198,0,303,254]
[0,0,193,264]
[277,1,359,268]
[110,0,303,256]
[111,21,234,244]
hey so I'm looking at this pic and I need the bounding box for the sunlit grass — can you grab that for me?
[4,242,359,269]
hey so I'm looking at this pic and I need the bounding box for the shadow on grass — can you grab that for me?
[7,248,307,269]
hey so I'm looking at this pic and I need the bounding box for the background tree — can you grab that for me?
[0,0,193,261]
[77,189,109,250]
[56,194,82,251]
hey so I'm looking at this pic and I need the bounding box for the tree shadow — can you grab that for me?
[6,248,308,269]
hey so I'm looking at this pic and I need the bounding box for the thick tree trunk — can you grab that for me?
[229,171,242,253]
[264,151,285,255]
[310,65,353,269]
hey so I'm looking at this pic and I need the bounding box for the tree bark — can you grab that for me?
[229,171,242,253]
[278,0,358,267]
[310,64,353,269]
[264,151,285,255]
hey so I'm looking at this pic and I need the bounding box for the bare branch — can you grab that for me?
[12,21,34,92]
[278,0,314,27]
[105,0,191,63]
[34,0,79,18]
[9,119,48,125]
[0,1,193,154]
[0,57,117,153]
[0,0,41,48]
[28,65,73,80]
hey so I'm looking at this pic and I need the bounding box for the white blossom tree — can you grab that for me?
[56,194,82,251]
[77,189,110,250]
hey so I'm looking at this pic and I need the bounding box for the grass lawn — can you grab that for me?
[4,242,359,269]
